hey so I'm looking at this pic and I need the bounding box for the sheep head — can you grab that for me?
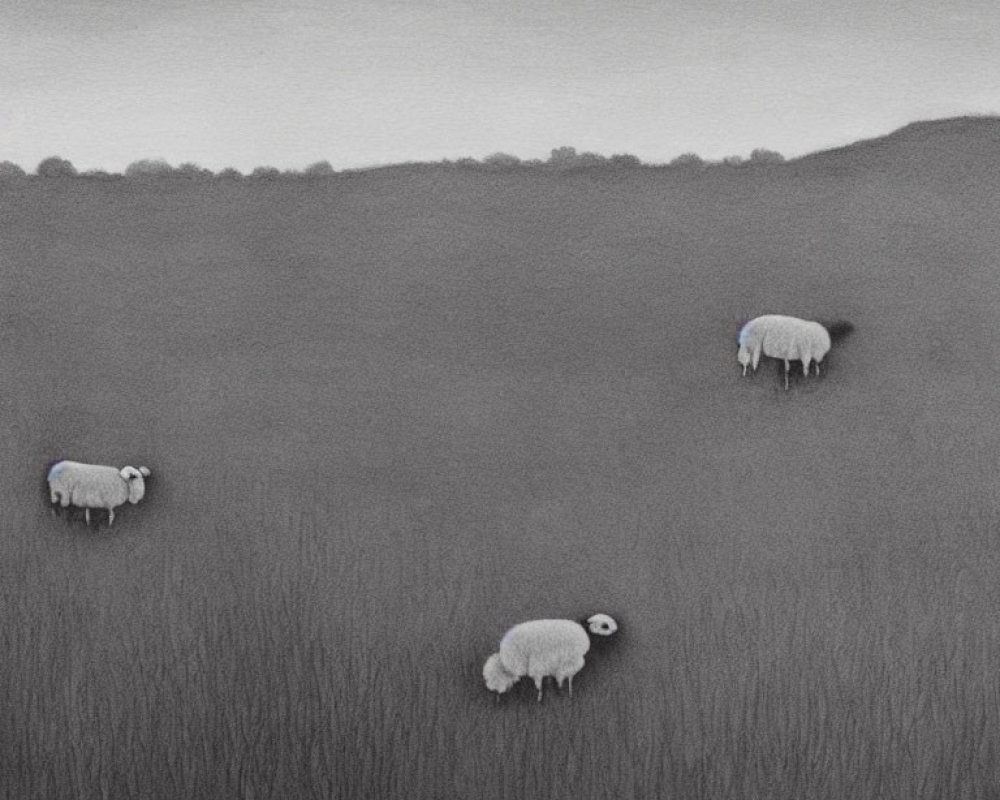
[585,613,618,637]
[120,466,149,504]
[737,319,763,374]
[737,345,752,374]
[483,654,517,695]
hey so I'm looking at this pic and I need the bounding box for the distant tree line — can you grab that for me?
[0,147,785,180]
[0,157,340,180]
[452,146,784,171]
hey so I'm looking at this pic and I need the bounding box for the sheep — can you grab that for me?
[737,315,853,389]
[483,613,619,702]
[47,460,151,527]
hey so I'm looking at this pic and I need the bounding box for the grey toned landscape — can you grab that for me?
[3,116,1000,798]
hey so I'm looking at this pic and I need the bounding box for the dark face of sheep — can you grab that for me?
[582,613,619,638]
[579,614,619,659]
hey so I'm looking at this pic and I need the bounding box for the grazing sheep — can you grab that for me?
[483,613,619,702]
[47,460,151,527]
[738,315,852,389]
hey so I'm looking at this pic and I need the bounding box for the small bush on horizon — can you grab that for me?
[176,162,214,179]
[303,160,336,177]
[125,159,213,179]
[609,153,642,168]
[0,160,26,178]
[125,159,174,177]
[250,166,282,180]
[668,152,705,168]
[548,146,610,169]
[749,148,785,164]
[482,152,522,169]
[36,156,77,177]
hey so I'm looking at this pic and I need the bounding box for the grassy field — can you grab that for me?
[3,118,1000,798]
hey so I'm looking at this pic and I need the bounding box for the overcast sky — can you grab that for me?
[2,0,997,172]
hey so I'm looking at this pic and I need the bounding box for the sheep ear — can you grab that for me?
[139,467,151,477]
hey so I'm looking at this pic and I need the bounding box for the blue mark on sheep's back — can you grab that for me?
[738,320,754,346]
[46,461,66,481]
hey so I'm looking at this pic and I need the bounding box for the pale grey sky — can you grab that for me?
[1,0,997,172]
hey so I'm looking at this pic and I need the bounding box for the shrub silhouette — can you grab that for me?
[250,166,282,180]
[303,161,335,177]
[176,162,213,179]
[609,154,642,168]
[548,147,609,168]
[482,152,522,169]
[125,159,174,178]
[749,148,785,164]
[36,156,77,177]
[668,152,704,168]
[0,161,26,178]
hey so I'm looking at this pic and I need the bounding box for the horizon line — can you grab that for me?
[3,113,998,177]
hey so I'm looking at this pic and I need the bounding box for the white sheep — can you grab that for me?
[737,314,835,390]
[47,460,151,526]
[483,613,619,702]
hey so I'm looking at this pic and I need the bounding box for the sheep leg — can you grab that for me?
[815,362,821,376]
[535,676,544,702]
[568,675,573,698]
[108,508,115,527]
[783,360,790,390]
[85,508,90,526]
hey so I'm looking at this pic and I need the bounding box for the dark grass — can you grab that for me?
[3,128,1000,798]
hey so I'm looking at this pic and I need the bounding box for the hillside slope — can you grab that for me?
[1,120,999,590]
[3,117,1000,797]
